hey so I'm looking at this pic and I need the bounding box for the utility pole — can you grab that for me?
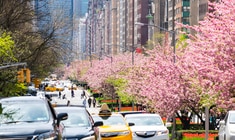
[171,0,176,139]
[132,0,135,65]
[172,0,176,63]
[131,0,135,111]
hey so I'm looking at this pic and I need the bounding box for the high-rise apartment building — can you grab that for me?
[87,0,149,59]
[86,0,212,60]
[33,0,89,61]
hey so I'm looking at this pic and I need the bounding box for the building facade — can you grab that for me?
[86,0,213,60]
[33,0,88,62]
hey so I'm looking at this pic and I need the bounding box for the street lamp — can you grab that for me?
[136,21,177,139]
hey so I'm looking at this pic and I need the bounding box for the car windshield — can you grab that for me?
[93,115,126,125]
[61,112,90,127]
[0,100,49,124]
[125,116,163,126]
[229,112,235,123]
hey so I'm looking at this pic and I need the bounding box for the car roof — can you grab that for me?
[0,96,45,102]
[54,106,86,111]
[124,113,161,118]
[119,111,146,117]
[92,112,123,116]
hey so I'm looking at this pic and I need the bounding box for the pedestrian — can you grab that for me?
[83,98,86,108]
[62,94,66,99]
[59,91,61,99]
[81,91,84,99]
[67,100,70,106]
[93,98,96,108]
[71,90,74,98]
[88,97,92,108]
[84,90,86,97]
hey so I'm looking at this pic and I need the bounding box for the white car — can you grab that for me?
[36,91,46,99]
[218,110,235,140]
[125,113,169,140]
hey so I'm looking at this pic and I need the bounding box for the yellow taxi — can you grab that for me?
[45,84,56,92]
[92,103,133,140]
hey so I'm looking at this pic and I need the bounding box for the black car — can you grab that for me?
[0,96,68,139]
[54,106,103,140]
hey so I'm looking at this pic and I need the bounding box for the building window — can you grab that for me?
[182,6,190,12]
[182,17,189,25]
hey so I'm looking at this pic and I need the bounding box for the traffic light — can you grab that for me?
[25,68,31,83]
[17,69,24,83]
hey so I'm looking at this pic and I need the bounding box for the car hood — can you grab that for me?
[0,121,54,136]
[130,125,168,132]
[99,125,129,132]
[63,126,93,137]
[228,124,235,130]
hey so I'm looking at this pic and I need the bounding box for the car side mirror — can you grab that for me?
[57,113,68,126]
[128,122,135,126]
[94,121,103,127]
[219,120,225,126]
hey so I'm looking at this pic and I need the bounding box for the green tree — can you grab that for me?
[0,0,71,79]
[0,31,26,97]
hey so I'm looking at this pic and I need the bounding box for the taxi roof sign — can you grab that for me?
[99,103,111,115]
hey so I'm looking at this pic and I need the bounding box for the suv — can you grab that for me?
[0,96,68,139]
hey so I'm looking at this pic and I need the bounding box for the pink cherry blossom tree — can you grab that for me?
[59,1,235,129]
[180,0,235,111]
[124,0,235,129]
[80,52,145,103]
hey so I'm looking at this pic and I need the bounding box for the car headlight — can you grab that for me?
[118,131,130,136]
[81,135,95,140]
[101,131,130,137]
[156,130,169,135]
[32,131,57,140]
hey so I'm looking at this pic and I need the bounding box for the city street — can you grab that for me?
[49,87,100,114]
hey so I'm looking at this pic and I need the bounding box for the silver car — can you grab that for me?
[125,113,169,140]
[218,110,235,140]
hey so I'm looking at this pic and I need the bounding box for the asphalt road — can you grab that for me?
[49,87,100,114]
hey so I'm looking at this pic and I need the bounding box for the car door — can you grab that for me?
[47,99,64,139]
[218,112,228,140]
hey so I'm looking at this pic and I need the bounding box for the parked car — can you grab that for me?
[124,113,169,140]
[54,106,103,140]
[0,96,68,139]
[91,103,134,140]
[218,110,235,140]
